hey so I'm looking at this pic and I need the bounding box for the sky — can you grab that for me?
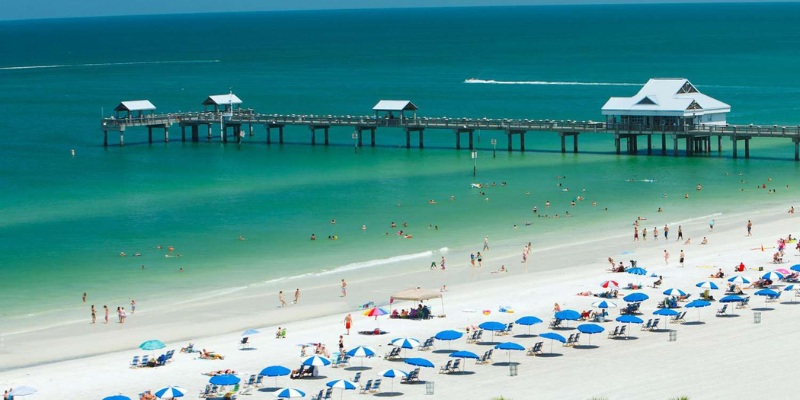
[2,0,797,21]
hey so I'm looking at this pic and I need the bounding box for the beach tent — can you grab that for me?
[391,288,444,315]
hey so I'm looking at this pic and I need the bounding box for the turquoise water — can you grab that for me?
[1,3,799,333]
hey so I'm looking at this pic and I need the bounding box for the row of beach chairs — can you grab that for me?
[476,349,493,364]
[401,368,420,383]
[438,359,462,374]
[129,350,175,368]
[466,329,483,343]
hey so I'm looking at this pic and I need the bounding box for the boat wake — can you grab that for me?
[464,78,639,86]
[0,59,221,71]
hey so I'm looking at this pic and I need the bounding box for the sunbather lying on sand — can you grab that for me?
[139,391,156,400]
[203,369,235,376]
[200,349,224,360]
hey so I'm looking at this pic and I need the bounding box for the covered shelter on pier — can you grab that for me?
[203,93,242,113]
[601,78,730,130]
[373,100,418,122]
[114,100,156,119]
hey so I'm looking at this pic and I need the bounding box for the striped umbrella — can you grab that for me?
[591,300,618,309]
[662,288,686,297]
[273,388,305,398]
[684,299,711,322]
[389,337,420,349]
[728,275,751,285]
[154,386,187,399]
[601,280,619,289]
[346,345,375,368]
[377,368,408,391]
[762,271,784,282]
[302,355,331,366]
[326,379,357,399]
[696,281,720,290]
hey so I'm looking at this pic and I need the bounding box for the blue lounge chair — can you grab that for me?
[527,342,543,356]
[352,371,361,383]
[451,358,461,372]
[438,360,453,374]
[418,337,435,351]
[371,379,382,393]
[359,380,373,394]
[130,355,140,368]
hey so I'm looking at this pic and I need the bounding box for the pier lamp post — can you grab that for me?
[472,149,478,177]
[352,131,358,154]
[491,139,497,159]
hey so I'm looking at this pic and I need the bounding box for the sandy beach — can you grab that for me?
[1,202,797,400]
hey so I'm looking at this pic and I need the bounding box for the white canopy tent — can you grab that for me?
[390,287,444,316]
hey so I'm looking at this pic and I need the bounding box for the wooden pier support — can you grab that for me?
[661,134,667,155]
[164,126,169,143]
[355,127,376,147]
[455,128,474,150]
[559,132,579,153]
[207,125,213,142]
[309,125,330,146]
[731,136,752,159]
[505,129,526,152]
[191,125,199,142]
[266,124,285,145]
[794,138,800,161]
[103,130,108,147]
[405,127,425,148]
[181,125,186,142]
[646,134,652,155]
[148,126,153,144]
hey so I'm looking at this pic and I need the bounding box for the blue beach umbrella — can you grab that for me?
[755,288,780,307]
[103,396,131,400]
[209,374,240,386]
[273,388,305,399]
[449,350,480,360]
[685,299,711,322]
[696,281,720,290]
[494,341,525,363]
[653,308,679,330]
[627,267,648,276]
[326,379,357,390]
[762,271,784,282]
[790,264,800,272]
[139,339,166,351]
[260,365,291,387]
[389,337,420,349]
[434,330,463,349]
[242,329,260,336]
[515,316,543,335]
[662,288,686,297]
[377,368,408,391]
[577,323,604,345]
[346,345,376,368]
[554,309,581,321]
[720,295,746,303]
[302,355,332,367]
[539,332,567,353]
[478,321,506,342]
[615,315,643,338]
[154,386,186,399]
[623,292,649,303]
[591,300,617,309]
[728,275,751,285]
[784,285,799,303]
[404,357,434,368]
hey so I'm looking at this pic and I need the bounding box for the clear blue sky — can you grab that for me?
[3,0,796,21]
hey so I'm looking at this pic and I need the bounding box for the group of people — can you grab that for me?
[390,304,432,320]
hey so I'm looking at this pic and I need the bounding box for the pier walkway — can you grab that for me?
[100,111,800,160]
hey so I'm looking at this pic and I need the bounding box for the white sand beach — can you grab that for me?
[1,204,798,400]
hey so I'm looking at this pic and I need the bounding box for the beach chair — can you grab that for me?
[244,375,256,387]
[549,318,563,329]
[130,355,140,368]
[640,319,653,330]
[165,349,175,361]
[619,325,627,337]
[767,292,781,302]
[451,358,462,372]
[418,337,435,351]
[650,318,660,330]
[527,342,544,356]
[359,380,373,394]
[500,322,514,335]
[384,347,401,360]
[139,355,149,367]
[737,297,751,309]
[716,304,728,316]
[352,371,361,384]
[239,337,250,349]
[370,379,382,392]
[564,333,574,347]
[401,369,420,383]
[573,333,581,345]
[237,385,253,396]
[312,390,324,400]
[438,360,453,374]
[679,293,692,302]
[321,387,332,399]
[607,326,620,338]
[254,375,264,387]
[199,385,213,398]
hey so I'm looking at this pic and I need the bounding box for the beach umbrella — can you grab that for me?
[139,339,166,351]
[494,341,525,363]
[653,308,679,330]
[515,315,543,335]
[591,300,618,309]
[728,275,751,285]
[662,288,686,297]
[261,365,291,387]
[273,388,305,399]
[762,271,784,282]
[390,337,420,349]
[576,323,604,345]
[449,349,480,370]
[755,288,780,307]
[302,355,332,367]
[154,386,187,399]
[554,309,581,321]
[615,315,643,338]
[696,281,720,290]
[326,379,357,399]
[539,332,567,353]
[790,264,800,272]
[346,345,376,368]
[9,387,38,397]
[378,368,408,392]
[685,299,711,322]
[600,280,619,289]
[627,267,648,276]
[776,268,791,275]
[209,374,240,386]
[242,328,260,336]
[404,357,434,368]
[623,292,649,303]
[103,396,131,400]
[478,321,506,342]
[434,330,463,350]
[363,306,389,328]
[720,295,746,303]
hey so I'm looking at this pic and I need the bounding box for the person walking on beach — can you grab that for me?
[483,236,489,251]
[279,291,287,307]
[664,250,670,265]
[344,313,352,335]
[82,292,87,303]
[104,305,109,324]
[677,226,683,241]
[642,228,647,241]
[131,299,136,314]
[633,226,639,242]
[747,220,753,236]
[664,225,669,241]
[522,248,527,263]
[338,335,345,353]
[470,252,475,266]
[710,219,715,231]
[91,305,96,324]
[679,250,685,268]
[294,288,300,305]
[341,279,347,297]
[653,226,659,241]
[476,252,483,267]
[440,256,446,270]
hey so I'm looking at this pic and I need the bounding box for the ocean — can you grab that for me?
[1,3,799,336]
